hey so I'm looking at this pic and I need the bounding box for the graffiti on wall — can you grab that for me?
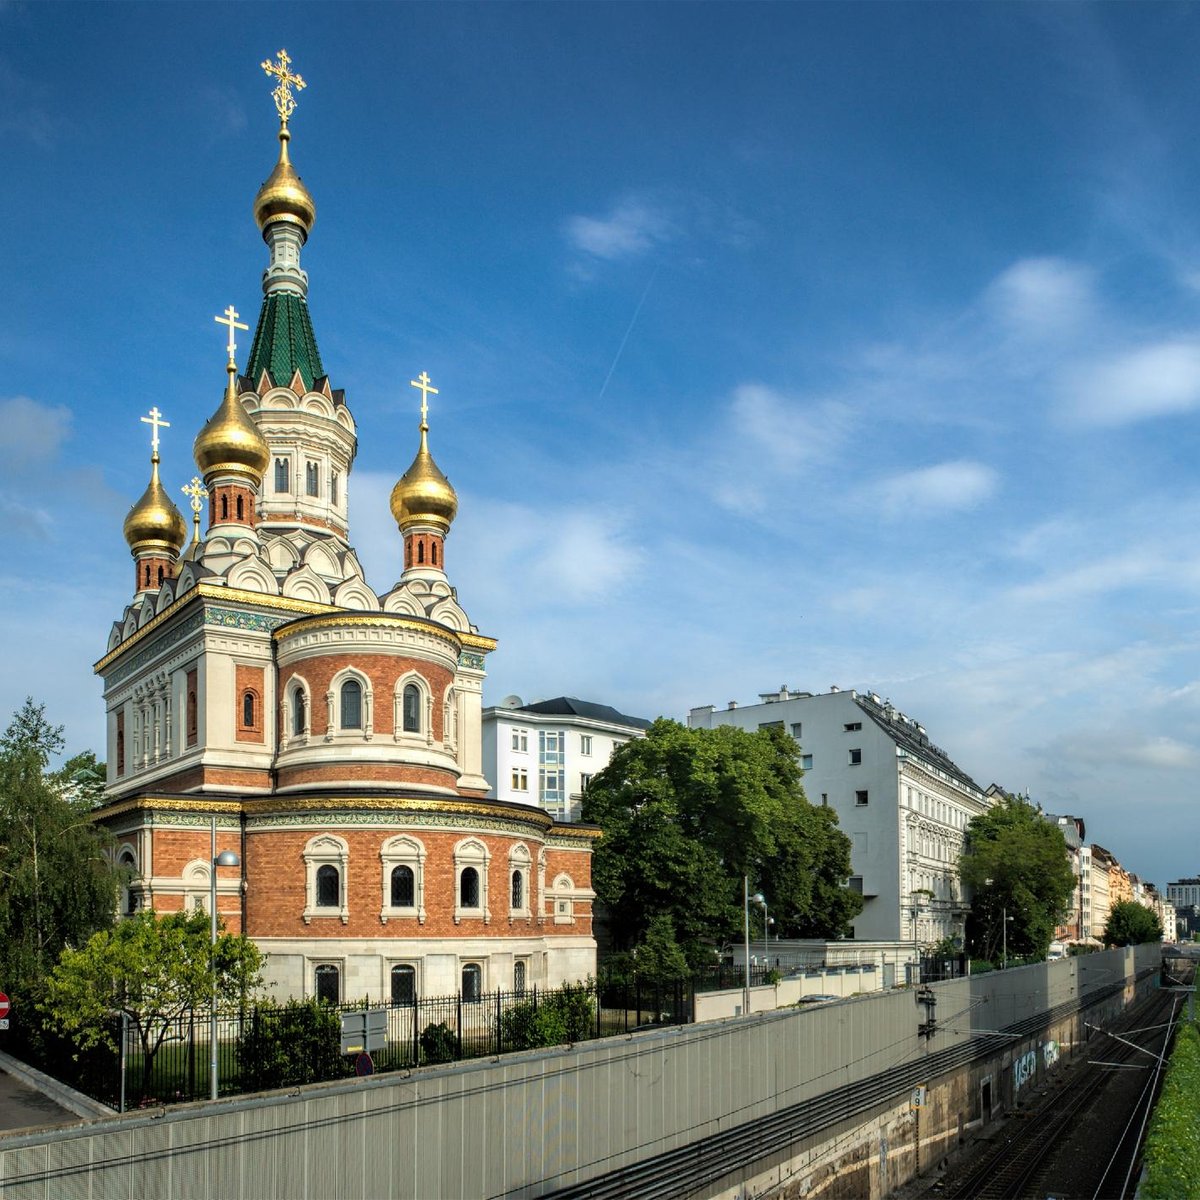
[1013,1050,1037,1093]
[1043,1039,1060,1069]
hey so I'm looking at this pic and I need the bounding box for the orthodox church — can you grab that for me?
[93,52,597,1003]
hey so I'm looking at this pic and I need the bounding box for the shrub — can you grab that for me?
[499,983,596,1051]
[237,998,346,1091]
[1141,1021,1200,1200]
[419,1021,458,1064]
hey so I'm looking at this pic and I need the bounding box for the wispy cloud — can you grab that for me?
[984,257,1096,337]
[1059,339,1200,427]
[0,396,71,467]
[565,198,675,263]
[874,460,999,517]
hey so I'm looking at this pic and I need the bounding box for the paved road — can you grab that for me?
[0,1068,77,1133]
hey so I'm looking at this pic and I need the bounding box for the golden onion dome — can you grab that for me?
[389,429,458,534]
[123,453,187,557]
[253,127,315,239]
[193,365,271,483]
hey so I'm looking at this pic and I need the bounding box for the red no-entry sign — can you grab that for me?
[0,993,10,1029]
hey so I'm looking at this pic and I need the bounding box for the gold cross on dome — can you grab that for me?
[140,406,170,453]
[181,477,208,516]
[410,371,439,427]
[214,305,248,365]
[262,49,306,124]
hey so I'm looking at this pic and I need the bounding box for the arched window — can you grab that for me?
[391,865,414,908]
[292,686,306,736]
[236,495,244,521]
[315,964,340,1004]
[417,540,425,564]
[316,865,339,907]
[187,687,197,746]
[511,869,523,910]
[340,679,362,730]
[461,963,482,1002]
[431,542,438,565]
[275,458,290,493]
[514,960,527,995]
[221,494,228,520]
[460,866,479,908]
[157,565,164,585]
[242,691,255,728]
[402,684,420,733]
[144,565,151,587]
[391,964,416,1004]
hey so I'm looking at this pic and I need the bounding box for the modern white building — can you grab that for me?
[1166,877,1200,909]
[688,686,990,944]
[483,697,651,822]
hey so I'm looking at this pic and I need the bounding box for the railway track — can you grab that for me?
[933,988,1180,1200]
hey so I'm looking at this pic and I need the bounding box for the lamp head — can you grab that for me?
[215,851,241,868]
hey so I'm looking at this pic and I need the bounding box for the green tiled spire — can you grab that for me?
[244,293,325,392]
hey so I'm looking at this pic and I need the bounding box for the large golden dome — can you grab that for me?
[193,366,271,483]
[390,429,458,534]
[253,128,315,239]
[123,454,187,557]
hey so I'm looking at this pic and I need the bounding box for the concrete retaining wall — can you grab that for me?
[0,946,1158,1199]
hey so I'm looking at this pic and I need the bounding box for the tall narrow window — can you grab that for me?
[275,458,290,493]
[316,865,339,907]
[187,673,198,747]
[431,542,438,565]
[417,541,425,564]
[306,461,319,497]
[242,691,255,728]
[315,964,340,1004]
[116,712,126,777]
[514,960,527,995]
[330,471,339,506]
[292,687,306,736]
[156,565,165,585]
[220,494,228,520]
[391,964,415,1004]
[511,869,523,909]
[460,866,479,908]
[402,684,420,733]
[236,495,244,521]
[461,963,482,1001]
[391,865,414,908]
[340,679,362,730]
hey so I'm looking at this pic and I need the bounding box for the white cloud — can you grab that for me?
[730,383,851,471]
[0,395,71,467]
[1061,339,1200,426]
[564,199,674,262]
[874,460,999,517]
[985,257,1096,335]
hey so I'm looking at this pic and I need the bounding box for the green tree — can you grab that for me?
[633,915,691,983]
[42,910,264,1096]
[1103,900,1163,947]
[582,720,862,957]
[0,700,122,995]
[960,794,1076,962]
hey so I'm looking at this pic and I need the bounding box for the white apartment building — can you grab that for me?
[483,697,651,822]
[1166,877,1200,909]
[688,685,991,945]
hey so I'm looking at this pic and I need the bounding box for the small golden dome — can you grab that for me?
[389,429,458,534]
[253,128,315,239]
[194,365,271,483]
[124,453,187,557]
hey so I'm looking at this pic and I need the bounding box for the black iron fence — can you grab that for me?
[14,978,705,1112]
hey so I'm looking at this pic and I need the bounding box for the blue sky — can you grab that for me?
[3,2,1200,888]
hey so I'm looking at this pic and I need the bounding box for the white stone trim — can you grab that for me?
[303,833,350,925]
[453,837,491,925]
[379,834,427,925]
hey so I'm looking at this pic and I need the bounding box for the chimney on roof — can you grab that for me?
[779,685,789,700]
[830,685,840,693]
[727,700,738,710]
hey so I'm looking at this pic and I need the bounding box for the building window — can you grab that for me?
[236,495,244,521]
[292,686,307,736]
[511,729,528,752]
[391,865,415,908]
[340,679,363,730]
[801,754,813,770]
[186,670,198,747]
[820,793,828,806]
[580,772,593,791]
[580,734,593,755]
[391,964,416,1004]
[460,866,480,908]
[790,723,802,740]
[314,964,340,1004]
[511,768,528,791]
[116,711,126,777]
[306,461,319,497]
[380,834,425,922]
[402,684,420,733]
[454,839,489,922]
[461,963,482,1001]
[849,748,862,766]
[316,865,340,907]
[304,834,349,924]
[242,691,255,728]
[856,790,869,806]
[511,869,523,909]
[331,471,339,507]
[848,876,864,894]
[844,722,862,732]
[514,960,527,995]
[275,458,290,493]
[758,720,784,731]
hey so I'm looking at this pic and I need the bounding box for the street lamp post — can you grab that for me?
[1002,908,1014,971]
[742,876,751,1016]
[752,893,769,971]
[210,815,240,1101]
